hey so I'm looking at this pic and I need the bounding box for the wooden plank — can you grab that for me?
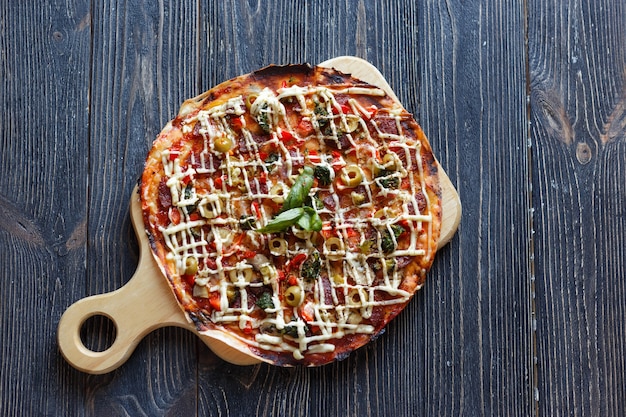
[84,1,200,414]
[0,1,95,416]
[0,1,92,416]
[528,0,626,415]
[418,0,535,415]
[199,0,308,87]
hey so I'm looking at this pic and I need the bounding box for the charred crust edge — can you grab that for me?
[252,63,315,80]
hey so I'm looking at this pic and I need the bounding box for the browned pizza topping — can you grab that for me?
[141,65,441,365]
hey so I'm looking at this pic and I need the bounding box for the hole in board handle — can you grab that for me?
[79,314,117,352]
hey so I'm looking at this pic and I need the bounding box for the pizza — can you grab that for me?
[140,64,442,366]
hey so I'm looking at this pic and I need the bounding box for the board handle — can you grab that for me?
[57,190,192,374]
[57,271,190,374]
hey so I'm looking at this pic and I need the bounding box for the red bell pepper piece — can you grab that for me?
[252,201,262,218]
[209,292,221,311]
[291,253,307,269]
[288,275,298,286]
[279,130,294,141]
[182,274,195,287]
[297,119,314,136]
[243,321,253,334]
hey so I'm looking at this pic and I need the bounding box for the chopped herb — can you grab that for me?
[377,169,399,189]
[392,224,405,236]
[385,258,396,273]
[372,258,397,273]
[184,182,193,199]
[301,250,321,281]
[182,184,198,214]
[256,292,274,310]
[260,323,278,335]
[381,224,405,253]
[256,103,271,133]
[280,320,306,338]
[313,165,332,186]
[314,103,331,134]
[282,325,299,338]
[264,152,280,168]
[359,240,373,254]
[314,102,328,117]
[380,176,400,189]
[239,215,256,230]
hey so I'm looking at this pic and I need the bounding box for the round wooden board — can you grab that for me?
[57,56,461,374]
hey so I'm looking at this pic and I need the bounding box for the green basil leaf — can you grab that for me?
[282,166,314,211]
[309,211,322,232]
[302,207,323,232]
[296,211,312,230]
[256,208,304,233]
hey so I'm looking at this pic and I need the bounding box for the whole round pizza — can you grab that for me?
[140,64,442,366]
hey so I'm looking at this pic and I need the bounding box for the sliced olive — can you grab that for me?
[382,153,398,169]
[324,237,344,261]
[325,237,343,252]
[284,286,303,307]
[269,238,288,255]
[340,165,363,187]
[270,183,289,204]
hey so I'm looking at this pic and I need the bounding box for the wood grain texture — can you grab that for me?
[3,0,625,415]
[418,0,535,415]
[528,0,626,415]
[0,1,92,416]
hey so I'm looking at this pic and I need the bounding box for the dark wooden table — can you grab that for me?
[2,1,624,415]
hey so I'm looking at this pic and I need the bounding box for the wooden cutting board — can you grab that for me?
[57,56,462,374]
